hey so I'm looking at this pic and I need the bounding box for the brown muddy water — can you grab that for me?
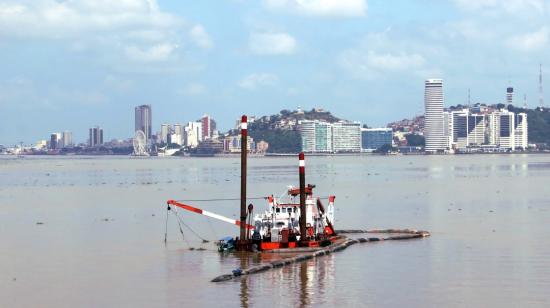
[1,154,550,307]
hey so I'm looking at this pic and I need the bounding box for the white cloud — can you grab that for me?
[0,0,179,39]
[239,73,279,90]
[264,0,367,17]
[340,50,425,78]
[506,26,549,51]
[0,0,210,67]
[249,32,296,55]
[125,43,178,62]
[190,25,213,49]
[453,0,546,15]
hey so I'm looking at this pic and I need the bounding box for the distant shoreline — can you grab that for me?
[2,151,548,158]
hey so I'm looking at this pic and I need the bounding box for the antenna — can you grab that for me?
[524,94,528,109]
[468,88,471,106]
[540,63,544,109]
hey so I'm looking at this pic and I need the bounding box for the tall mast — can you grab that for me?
[240,115,248,242]
[298,152,307,245]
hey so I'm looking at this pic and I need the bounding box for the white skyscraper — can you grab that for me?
[160,124,171,144]
[424,79,447,152]
[62,131,73,148]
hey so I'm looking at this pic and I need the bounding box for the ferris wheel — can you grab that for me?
[133,130,148,156]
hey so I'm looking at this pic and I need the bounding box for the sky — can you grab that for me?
[1,0,550,145]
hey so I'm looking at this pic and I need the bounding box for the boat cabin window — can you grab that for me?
[276,208,280,213]
[287,208,292,213]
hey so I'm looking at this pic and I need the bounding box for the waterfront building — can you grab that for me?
[35,140,48,150]
[449,109,487,149]
[50,133,61,150]
[443,111,453,149]
[135,105,152,141]
[361,128,393,151]
[256,140,269,153]
[424,79,447,152]
[315,121,333,152]
[223,135,254,153]
[201,114,211,141]
[299,120,359,153]
[184,121,202,148]
[88,126,103,147]
[488,110,515,151]
[160,124,171,144]
[332,122,361,153]
[172,124,184,146]
[514,113,528,150]
[299,120,316,152]
[299,120,333,152]
[62,131,73,148]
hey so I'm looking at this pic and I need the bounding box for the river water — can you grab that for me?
[1,154,549,307]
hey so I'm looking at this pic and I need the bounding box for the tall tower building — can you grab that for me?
[506,86,513,105]
[160,124,171,144]
[424,79,447,152]
[135,105,152,141]
[62,131,73,148]
[201,114,211,141]
[50,133,61,150]
[89,126,103,147]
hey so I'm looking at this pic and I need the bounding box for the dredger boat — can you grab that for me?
[166,115,339,252]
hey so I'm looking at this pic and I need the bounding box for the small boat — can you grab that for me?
[217,236,236,252]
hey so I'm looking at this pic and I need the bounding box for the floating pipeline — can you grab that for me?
[211,229,431,282]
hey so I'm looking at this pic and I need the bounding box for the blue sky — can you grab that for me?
[1,0,550,145]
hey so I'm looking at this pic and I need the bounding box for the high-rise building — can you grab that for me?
[135,105,152,141]
[299,120,359,153]
[514,113,528,150]
[361,128,393,151]
[50,133,61,150]
[488,110,515,151]
[184,121,202,148]
[299,120,316,152]
[332,122,361,152]
[507,87,514,105]
[172,124,184,146]
[450,110,486,149]
[62,131,73,148]
[424,79,447,152]
[201,114,212,141]
[160,124,171,144]
[89,126,103,147]
[300,120,333,152]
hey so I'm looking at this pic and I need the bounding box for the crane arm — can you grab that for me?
[167,200,254,230]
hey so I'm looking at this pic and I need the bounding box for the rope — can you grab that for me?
[174,197,267,202]
[172,210,210,243]
[174,196,332,203]
[174,212,190,247]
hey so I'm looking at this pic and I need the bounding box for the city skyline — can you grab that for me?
[1,1,550,144]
